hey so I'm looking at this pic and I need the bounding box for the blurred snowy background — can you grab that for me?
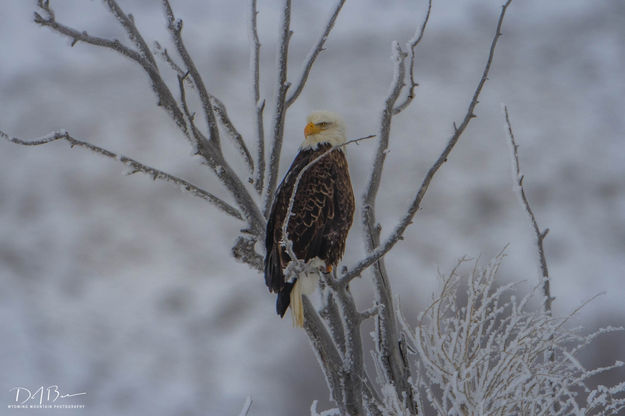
[1,0,624,415]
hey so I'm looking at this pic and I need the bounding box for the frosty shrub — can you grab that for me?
[395,253,625,416]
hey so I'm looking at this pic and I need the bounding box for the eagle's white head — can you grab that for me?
[302,110,346,149]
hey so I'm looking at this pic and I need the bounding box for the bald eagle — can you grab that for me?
[265,111,355,327]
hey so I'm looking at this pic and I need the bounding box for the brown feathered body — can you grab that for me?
[265,143,355,320]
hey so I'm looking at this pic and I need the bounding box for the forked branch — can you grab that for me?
[394,0,432,115]
[34,0,187,132]
[343,0,514,284]
[285,0,347,108]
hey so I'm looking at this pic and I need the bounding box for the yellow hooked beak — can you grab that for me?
[304,122,322,137]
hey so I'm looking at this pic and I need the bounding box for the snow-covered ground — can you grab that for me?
[1,1,624,415]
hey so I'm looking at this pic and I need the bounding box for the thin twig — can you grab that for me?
[103,0,158,69]
[503,105,552,315]
[154,42,187,76]
[177,72,208,152]
[1,129,243,221]
[343,0,514,284]
[285,0,346,108]
[263,0,292,217]
[503,106,556,402]
[162,0,221,149]
[211,96,254,175]
[249,0,265,195]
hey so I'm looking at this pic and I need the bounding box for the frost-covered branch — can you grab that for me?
[249,0,265,195]
[303,297,346,413]
[1,129,243,221]
[103,0,158,69]
[162,0,221,149]
[393,0,432,115]
[285,0,346,108]
[329,274,366,416]
[211,96,255,176]
[503,105,553,315]
[264,0,292,217]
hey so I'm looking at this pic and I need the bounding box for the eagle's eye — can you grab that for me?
[316,121,330,129]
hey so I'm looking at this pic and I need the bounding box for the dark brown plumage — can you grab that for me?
[265,140,355,325]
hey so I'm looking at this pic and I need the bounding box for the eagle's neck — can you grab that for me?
[300,134,345,150]
[298,142,337,154]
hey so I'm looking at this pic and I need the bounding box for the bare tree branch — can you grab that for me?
[264,0,292,217]
[319,285,346,354]
[211,96,255,176]
[393,0,432,115]
[34,0,187,132]
[162,0,221,150]
[343,0,514,284]
[249,0,266,195]
[232,235,264,272]
[303,297,347,413]
[503,105,552,315]
[332,278,365,416]
[103,0,158,69]
[154,42,186,76]
[285,0,346,108]
[1,129,244,221]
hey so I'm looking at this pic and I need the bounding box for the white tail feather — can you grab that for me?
[291,278,304,327]
[290,271,320,327]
